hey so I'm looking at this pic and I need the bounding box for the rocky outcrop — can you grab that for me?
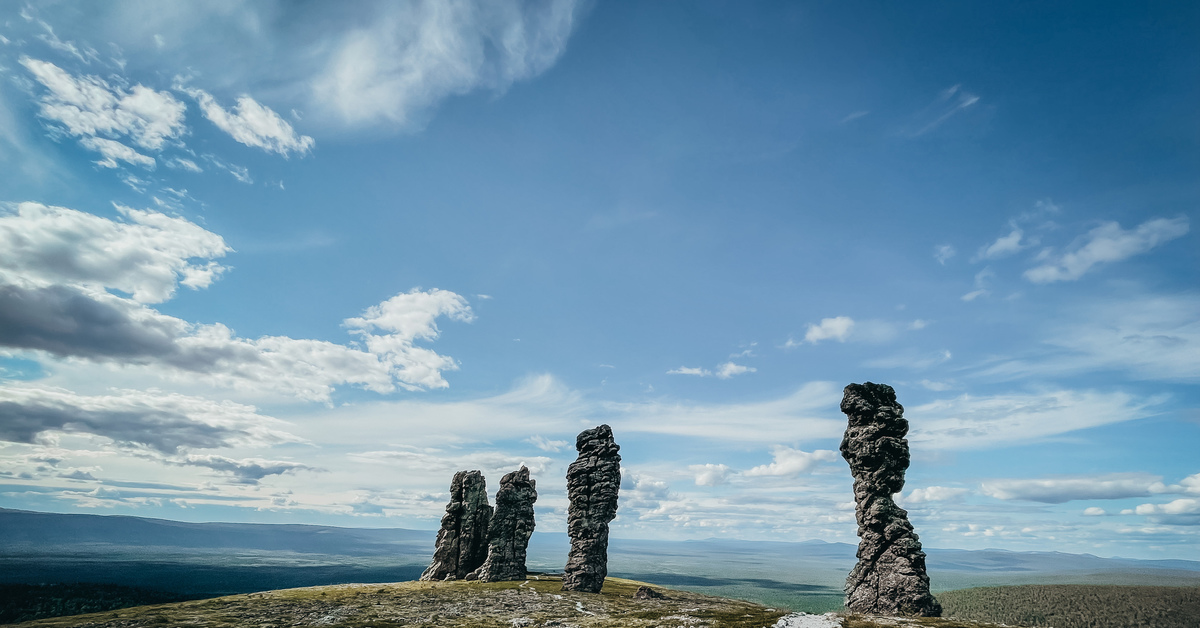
[562,424,622,593]
[840,382,941,617]
[469,465,538,582]
[419,470,493,581]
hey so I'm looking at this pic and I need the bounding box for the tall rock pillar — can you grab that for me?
[470,465,538,582]
[840,382,942,617]
[419,470,493,581]
[561,424,622,593]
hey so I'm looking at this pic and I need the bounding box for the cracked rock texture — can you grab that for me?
[420,470,493,581]
[840,382,942,617]
[469,465,538,582]
[562,424,622,593]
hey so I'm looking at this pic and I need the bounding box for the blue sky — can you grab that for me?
[1,1,1197,560]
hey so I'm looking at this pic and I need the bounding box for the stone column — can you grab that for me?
[561,424,622,593]
[840,382,941,617]
[419,469,493,581]
[469,465,538,582]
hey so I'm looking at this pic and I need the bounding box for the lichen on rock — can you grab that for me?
[561,424,622,593]
[419,469,493,581]
[469,465,538,582]
[840,382,942,617]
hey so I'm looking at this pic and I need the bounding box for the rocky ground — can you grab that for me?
[2,575,1029,628]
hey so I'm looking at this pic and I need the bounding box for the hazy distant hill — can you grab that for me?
[4,507,1199,613]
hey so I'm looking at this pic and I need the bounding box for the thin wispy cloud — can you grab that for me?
[1024,216,1189,283]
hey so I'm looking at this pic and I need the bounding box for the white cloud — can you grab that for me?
[744,446,837,477]
[525,435,568,452]
[1133,499,1200,525]
[79,137,156,169]
[1024,216,1189,283]
[202,154,252,183]
[976,227,1026,261]
[804,316,854,344]
[667,366,711,377]
[0,202,229,303]
[165,157,202,172]
[0,383,300,454]
[183,88,315,157]
[934,244,956,265]
[350,447,554,478]
[689,463,730,486]
[977,293,1200,383]
[904,486,970,504]
[20,57,186,151]
[607,381,845,444]
[961,267,993,302]
[908,84,980,137]
[981,473,1173,503]
[0,204,473,401]
[311,0,582,129]
[667,362,755,379]
[1083,507,1107,516]
[176,454,315,485]
[1135,499,1200,516]
[714,362,756,379]
[910,390,1166,450]
[343,289,475,391]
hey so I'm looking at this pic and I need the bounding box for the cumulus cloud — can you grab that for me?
[1133,498,1200,525]
[980,473,1173,504]
[0,383,299,454]
[744,446,837,478]
[311,0,582,128]
[20,57,186,153]
[183,88,314,157]
[904,486,970,504]
[715,362,756,379]
[803,316,854,344]
[0,203,473,401]
[1024,216,1189,283]
[343,289,476,391]
[689,463,731,486]
[0,202,230,303]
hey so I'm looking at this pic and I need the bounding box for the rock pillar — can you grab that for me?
[419,469,493,581]
[840,382,941,617]
[469,465,538,582]
[561,424,622,593]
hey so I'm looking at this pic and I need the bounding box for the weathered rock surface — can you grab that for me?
[840,382,942,617]
[419,469,493,581]
[562,424,622,593]
[469,465,538,582]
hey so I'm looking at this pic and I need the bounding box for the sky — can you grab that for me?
[0,1,1197,561]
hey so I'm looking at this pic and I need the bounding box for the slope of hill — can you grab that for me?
[3,576,1022,628]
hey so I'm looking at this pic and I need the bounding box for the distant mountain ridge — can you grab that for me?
[3,507,1198,611]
